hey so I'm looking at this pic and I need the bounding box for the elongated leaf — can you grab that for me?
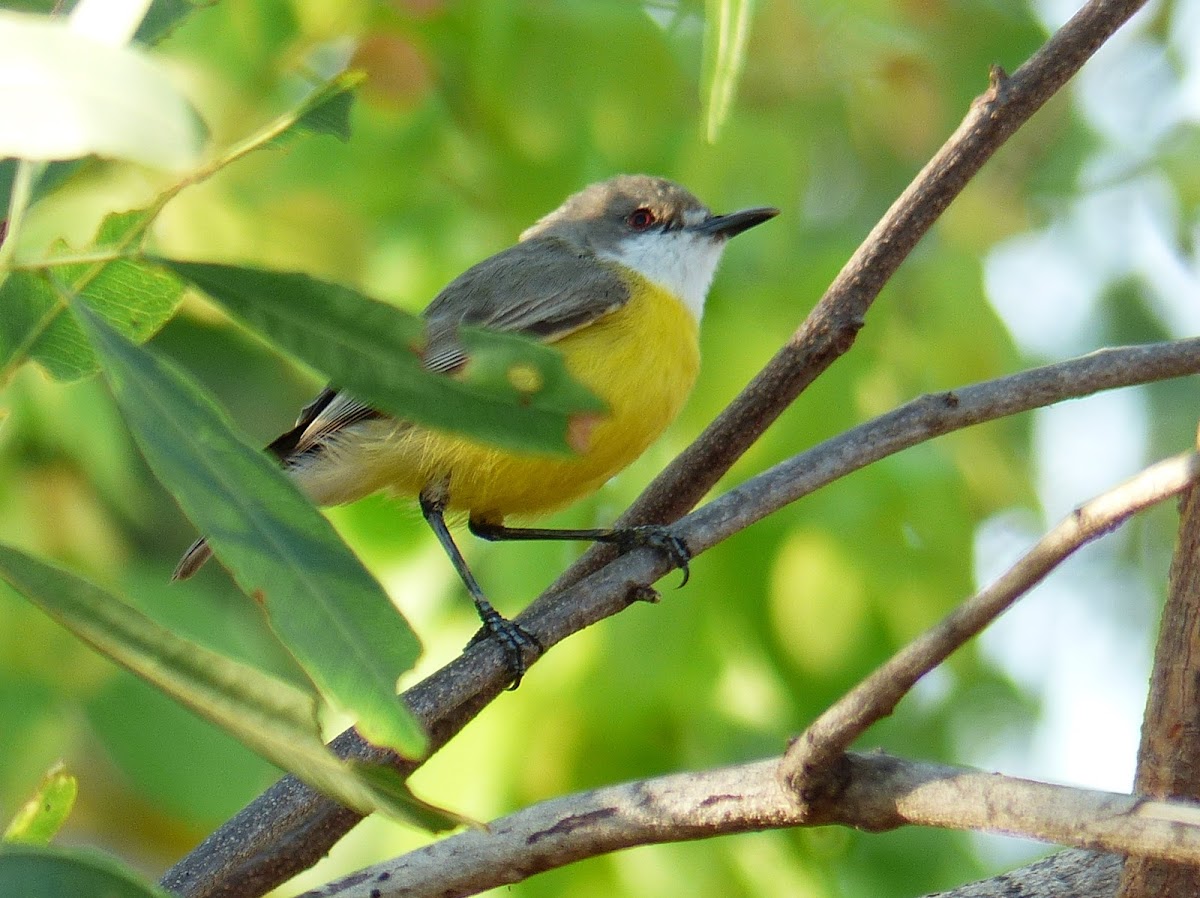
[0,12,205,169]
[157,259,606,453]
[68,301,427,759]
[0,545,455,829]
[0,844,169,898]
[702,0,756,143]
[134,0,200,46]
[2,764,76,845]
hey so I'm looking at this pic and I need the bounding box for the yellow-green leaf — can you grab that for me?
[2,764,76,846]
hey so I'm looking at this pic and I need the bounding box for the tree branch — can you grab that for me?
[678,339,1200,559]
[925,851,1121,898]
[1117,439,1200,897]
[298,752,1200,898]
[780,450,1200,803]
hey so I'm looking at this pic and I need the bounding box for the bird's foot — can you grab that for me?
[467,610,543,689]
[615,525,692,587]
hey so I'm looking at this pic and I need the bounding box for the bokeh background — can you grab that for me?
[2,0,1199,895]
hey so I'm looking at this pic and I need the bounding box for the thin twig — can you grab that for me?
[780,450,1200,803]
[678,339,1200,559]
[1117,448,1200,897]
[298,751,1200,898]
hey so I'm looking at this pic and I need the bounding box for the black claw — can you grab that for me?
[668,535,692,587]
[468,611,543,689]
[620,525,691,587]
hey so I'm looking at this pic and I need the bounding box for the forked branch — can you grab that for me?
[781,450,1200,802]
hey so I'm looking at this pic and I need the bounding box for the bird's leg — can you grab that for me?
[468,519,692,587]
[418,490,542,688]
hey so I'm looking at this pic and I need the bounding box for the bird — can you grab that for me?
[173,174,778,684]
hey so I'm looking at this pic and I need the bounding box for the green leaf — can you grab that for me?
[0,213,182,383]
[2,764,76,845]
[90,208,158,250]
[133,0,200,46]
[0,844,170,898]
[156,259,606,453]
[701,0,756,143]
[0,12,205,169]
[292,70,365,141]
[0,545,456,829]
[68,299,428,759]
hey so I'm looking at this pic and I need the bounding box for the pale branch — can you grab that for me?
[161,337,1200,898]
[161,0,1159,893]
[924,851,1120,898]
[1117,461,1200,897]
[544,0,1153,594]
[298,752,1200,898]
[677,339,1200,559]
[780,450,1200,802]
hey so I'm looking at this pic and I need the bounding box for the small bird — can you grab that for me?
[174,175,777,683]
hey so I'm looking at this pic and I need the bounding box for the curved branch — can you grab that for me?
[679,339,1200,558]
[780,450,1200,801]
[925,851,1121,898]
[299,752,1200,898]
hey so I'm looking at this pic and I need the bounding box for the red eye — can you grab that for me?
[627,207,656,230]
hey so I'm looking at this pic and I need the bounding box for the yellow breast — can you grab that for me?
[333,273,700,520]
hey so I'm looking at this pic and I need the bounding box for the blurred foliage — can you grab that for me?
[2,762,76,845]
[0,0,1197,897]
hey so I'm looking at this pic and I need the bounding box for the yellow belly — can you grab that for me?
[313,276,700,521]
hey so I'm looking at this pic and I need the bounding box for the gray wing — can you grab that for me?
[420,236,630,372]
[273,236,630,460]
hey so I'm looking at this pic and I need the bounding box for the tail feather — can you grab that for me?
[172,537,213,581]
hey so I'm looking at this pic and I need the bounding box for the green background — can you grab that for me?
[2,0,1197,895]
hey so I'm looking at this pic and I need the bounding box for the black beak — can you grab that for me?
[692,206,779,239]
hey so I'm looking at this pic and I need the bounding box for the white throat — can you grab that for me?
[599,230,726,321]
